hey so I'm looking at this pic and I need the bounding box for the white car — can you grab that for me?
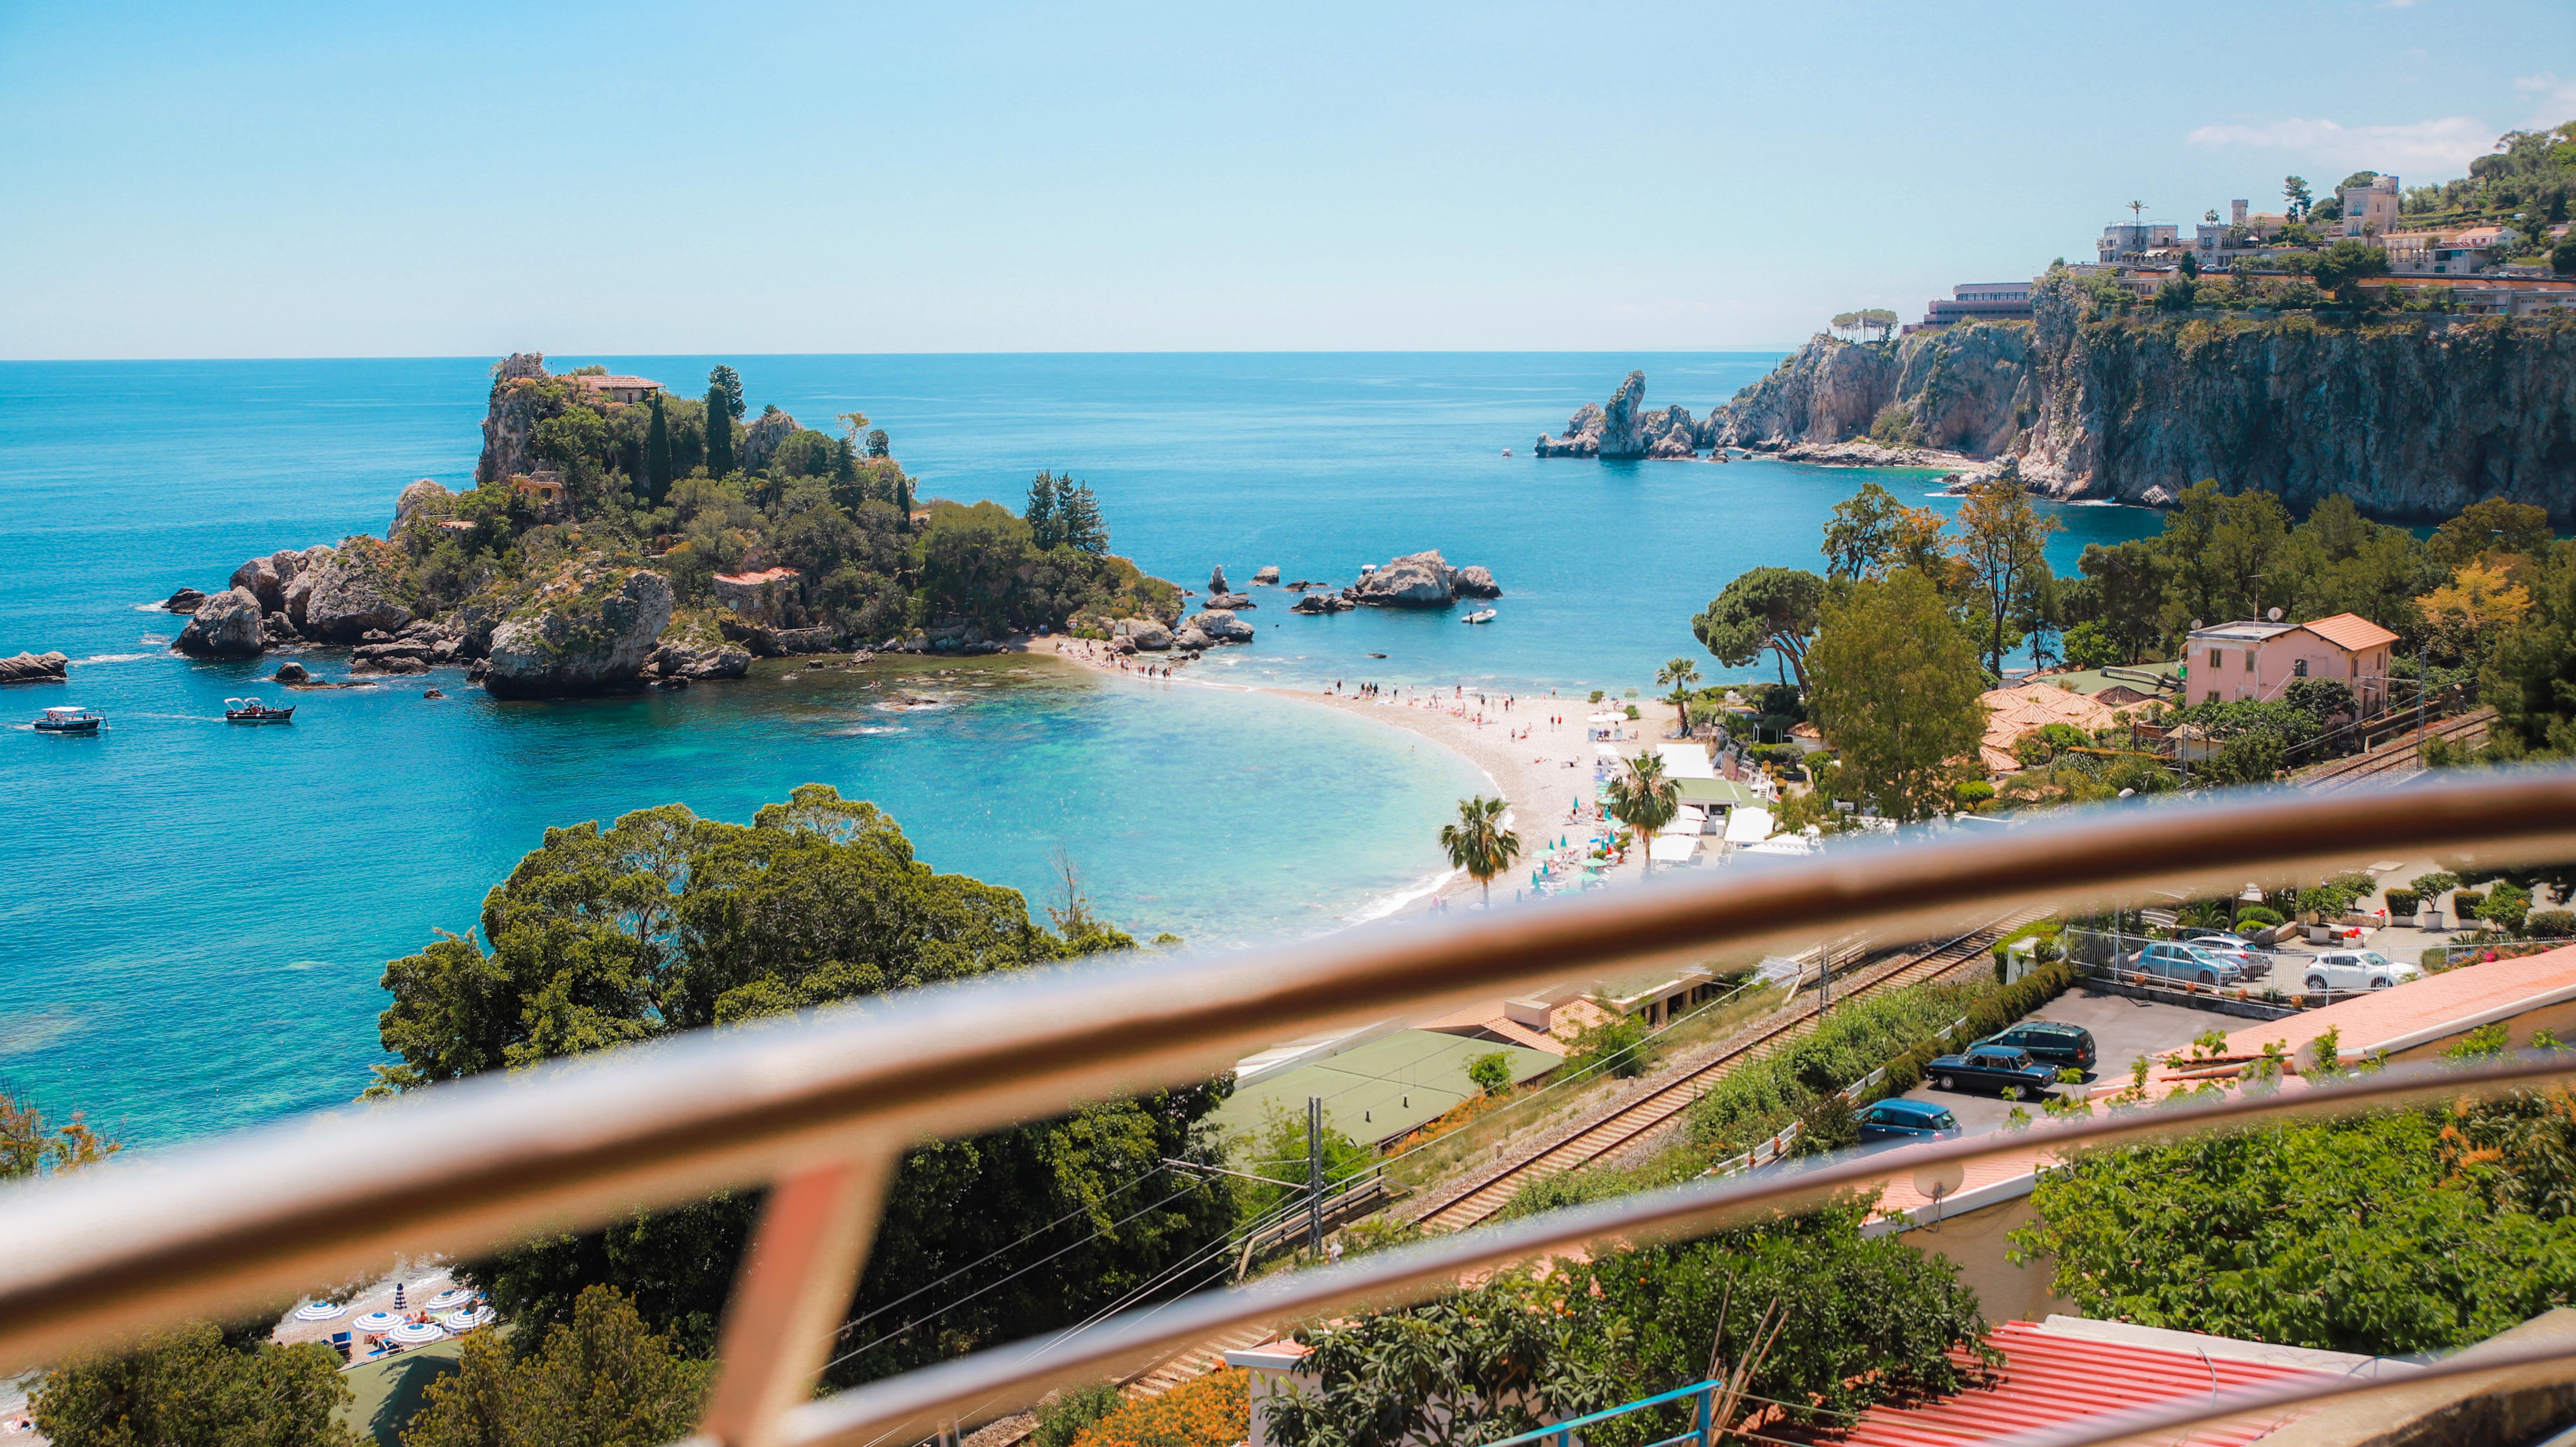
[2299,949,2421,994]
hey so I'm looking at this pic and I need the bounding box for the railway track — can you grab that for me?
[2297,707,2495,793]
[1408,910,2044,1233]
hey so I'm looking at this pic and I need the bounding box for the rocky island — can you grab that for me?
[163,356,1186,696]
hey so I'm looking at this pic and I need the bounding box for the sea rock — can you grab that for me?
[1186,609,1255,643]
[1778,439,1954,467]
[773,625,839,655]
[351,639,437,671]
[476,353,551,485]
[352,655,430,676]
[261,611,300,647]
[231,556,286,612]
[163,587,206,614]
[1112,636,1139,655]
[1172,626,1213,651]
[1349,550,1459,608]
[1253,566,1281,584]
[1702,316,2033,458]
[1112,618,1174,650]
[0,651,69,684]
[1647,427,1698,460]
[1535,402,1604,458]
[485,565,675,697]
[1454,565,1502,598]
[273,661,310,685]
[300,544,413,642]
[1205,592,1253,609]
[1290,593,1356,614]
[1208,565,1230,595]
[174,586,266,658]
[281,546,337,629]
[647,637,752,681]
[740,407,799,473]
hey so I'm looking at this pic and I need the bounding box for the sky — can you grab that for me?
[2,0,2571,358]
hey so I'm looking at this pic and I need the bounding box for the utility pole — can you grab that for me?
[1306,1096,1325,1257]
[1818,942,1832,1013]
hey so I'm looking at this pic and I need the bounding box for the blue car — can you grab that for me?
[1858,1098,1963,1141]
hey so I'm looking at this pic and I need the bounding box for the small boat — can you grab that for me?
[35,705,102,733]
[1461,609,1497,624]
[1367,652,1388,659]
[224,696,296,724]
[1501,448,1513,458]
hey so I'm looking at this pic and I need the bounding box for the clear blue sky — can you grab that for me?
[3,0,2569,358]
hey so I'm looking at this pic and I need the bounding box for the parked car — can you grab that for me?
[1858,1098,1963,1141]
[1977,1020,2098,1071]
[2121,941,2247,988]
[2178,930,2271,979]
[1924,1044,2060,1098]
[2299,949,2423,995]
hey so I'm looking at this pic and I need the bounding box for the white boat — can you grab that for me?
[1461,609,1496,625]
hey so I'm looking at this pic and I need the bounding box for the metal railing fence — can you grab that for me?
[7,771,2576,1447]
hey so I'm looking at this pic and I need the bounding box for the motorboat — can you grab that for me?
[224,696,297,723]
[1501,448,1512,457]
[1461,609,1497,624]
[34,705,101,733]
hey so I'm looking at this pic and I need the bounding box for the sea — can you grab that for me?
[0,353,2159,1148]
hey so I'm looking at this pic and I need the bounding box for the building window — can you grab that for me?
[2294,659,2308,677]
[2210,648,2222,669]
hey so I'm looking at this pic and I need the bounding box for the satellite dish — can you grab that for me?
[2191,619,2204,630]
[1913,1161,1967,1202]
[2268,606,2284,622]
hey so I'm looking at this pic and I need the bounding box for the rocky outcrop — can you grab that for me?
[484,564,675,697]
[1537,403,1605,457]
[1172,626,1212,651]
[1204,592,1252,609]
[1454,565,1501,599]
[300,543,410,642]
[1208,565,1230,595]
[1779,439,1965,467]
[0,651,69,684]
[349,621,467,675]
[1539,372,1698,458]
[1704,323,2035,457]
[1347,550,1494,609]
[394,479,452,527]
[477,353,550,485]
[1253,566,1280,584]
[163,588,205,614]
[648,638,751,681]
[1186,609,1255,643]
[174,587,265,658]
[1290,592,1355,614]
[1112,617,1174,650]
[740,408,798,473]
[280,545,337,629]
[273,661,310,685]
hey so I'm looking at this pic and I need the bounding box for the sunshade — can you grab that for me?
[291,1300,348,1322]
[351,1311,400,1333]
[425,1288,473,1312]
[388,1320,446,1346]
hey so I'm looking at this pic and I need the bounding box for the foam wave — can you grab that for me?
[80,652,159,664]
[131,600,178,613]
[1347,866,1458,924]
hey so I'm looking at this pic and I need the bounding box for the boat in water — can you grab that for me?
[34,705,101,733]
[224,697,296,724]
[1461,609,1497,624]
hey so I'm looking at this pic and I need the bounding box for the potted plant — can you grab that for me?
[2384,889,2421,927]
[2412,872,2459,930]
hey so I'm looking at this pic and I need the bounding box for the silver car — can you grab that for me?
[2178,930,2271,980]
[2122,940,2247,987]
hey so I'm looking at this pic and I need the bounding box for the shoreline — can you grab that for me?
[1030,636,1674,914]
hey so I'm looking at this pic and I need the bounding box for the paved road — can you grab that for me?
[1885,986,2226,1140]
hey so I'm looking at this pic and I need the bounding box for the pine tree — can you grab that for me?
[644,393,674,508]
[895,474,914,534]
[1058,481,1108,555]
[867,429,890,459]
[709,365,745,422]
[1026,471,1061,548]
[703,384,734,478]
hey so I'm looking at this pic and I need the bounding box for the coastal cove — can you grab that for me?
[0,353,2161,1151]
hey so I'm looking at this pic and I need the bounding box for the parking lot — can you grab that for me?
[1879,986,2236,1140]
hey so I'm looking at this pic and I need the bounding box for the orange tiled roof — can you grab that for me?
[1978,682,2150,774]
[2299,612,2400,654]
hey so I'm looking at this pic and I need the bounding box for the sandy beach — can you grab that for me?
[1033,636,1680,912]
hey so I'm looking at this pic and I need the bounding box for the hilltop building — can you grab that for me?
[2340,173,2403,238]
[2183,611,2398,714]
[2097,219,2179,263]
[571,374,663,405]
[1903,281,2036,335]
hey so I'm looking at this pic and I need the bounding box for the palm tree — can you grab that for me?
[1439,795,1522,907]
[1657,657,1701,729]
[1604,752,1681,874]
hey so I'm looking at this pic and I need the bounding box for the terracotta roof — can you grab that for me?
[2192,943,2576,1070]
[2298,612,2399,654]
[713,567,803,587]
[1810,1319,2337,1447]
[573,375,662,390]
[1977,682,2147,774]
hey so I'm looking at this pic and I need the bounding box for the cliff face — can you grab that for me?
[1704,324,2033,456]
[476,352,550,485]
[2016,280,2576,520]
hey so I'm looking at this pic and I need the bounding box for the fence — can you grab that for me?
[9,773,2576,1447]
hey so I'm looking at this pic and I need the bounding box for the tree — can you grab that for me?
[33,1321,357,1447]
[1693,567,1828,689]
[702,382,735,479]
[401,1286,711,1447]
[1656,657,1700,717]
[1803,570,1987,822]
[1438,795,1522,906]
[2554,236,2576,276]
[893,472,914,533]
[1821,482,1947,582]
[1026,471,1062,549]
[373,787,1236,1385]
[1466,1052,1515,1096]
[2284,175,2312,221]
[1056,479,1108,555]
[2429,498,2554,572]
[1952,476,2060,680]
[708,365,745,423]
[866,428,891,458]
[2,1088,117,1179]
[2418,559,2534,667]
[1603,753,1680,875]
[2310,238,2391,296]
[642,394,674,509]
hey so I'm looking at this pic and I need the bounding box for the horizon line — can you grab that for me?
[0,346,1813,365]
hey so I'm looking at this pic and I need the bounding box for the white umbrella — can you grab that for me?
[388,1320,445,1346]
[425,1288,473,1312]
[351,1311,401,1333]
[1593,743,1623,758]
[441,1306,496,1330]
[291,1300,348,1322]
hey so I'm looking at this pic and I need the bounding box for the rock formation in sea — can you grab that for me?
[1184,608,1256,644]
[1112,618,1174,650]
[477,353,550,484]
[299,542,411,642]
[1342,550,1499,608]
[1537,371,1697,458]
[0,651,69,684]
[174,587,266,658]
[162,588,205,614]
[1290,592,1355,614]
[1253,566,1280,584]
[1208,565,1230,595]
[483,562,676,697]
[1693,270,2576,521]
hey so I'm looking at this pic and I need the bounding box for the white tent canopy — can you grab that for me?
[1657,743,1716,779]
[1594,743,1624,758]
[1649,834,1700,864]
[1722,807,1775,845]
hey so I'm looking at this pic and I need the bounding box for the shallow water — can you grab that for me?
[0,353,2156,1147]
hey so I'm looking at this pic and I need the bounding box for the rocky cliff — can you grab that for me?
[1702,323,2034,457]
[476,353,550,484]
[484,562,675,697]
[1537,371,1697,458]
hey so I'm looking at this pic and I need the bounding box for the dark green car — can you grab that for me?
[1976,1020,2096,1073]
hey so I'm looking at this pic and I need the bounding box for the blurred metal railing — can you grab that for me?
[9,770,2576,1447]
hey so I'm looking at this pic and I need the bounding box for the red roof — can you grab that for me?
[1807,1320,2332,1447]
[573,375,663,391]
[2297,612,2399,654]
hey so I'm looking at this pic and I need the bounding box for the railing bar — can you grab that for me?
[5,772,2576,1375]
[1478,1378,1721,1447]
[701,1153,895,1447]
[772,1048,2576,1447]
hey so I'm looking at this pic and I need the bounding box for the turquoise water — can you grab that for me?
[0,354,2157,1148]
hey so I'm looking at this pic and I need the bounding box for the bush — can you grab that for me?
[2529,911,2576,939]
[2453,890,2488,918]
[1073,1369,1247,1447]
[1786,1094,1860,1158]
[1563,1018,1650,1080]
[1954,780,1996,808]
[1466,1051,1514,1096]
[2385,890,2422,916]
[1624,703,1641,721]
[2236,905,2284,929]
[2481,890,2533,934]
[2411,872,2460,899]
[1035,1382,1128,1447]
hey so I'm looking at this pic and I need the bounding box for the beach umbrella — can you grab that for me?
[291,1300,348,1322]
[393,1282,406,1309]
[441,1305,497,1330]
[425,1288,473,1312]
[388,1320,445,1346]
[351,1311,401,1333]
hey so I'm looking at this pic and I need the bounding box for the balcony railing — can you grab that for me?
[9,770,2576,1447]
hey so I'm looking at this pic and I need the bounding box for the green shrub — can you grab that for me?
[1466,1051,1514,1096]
[2410,871,2461,898]
[1624,703,1641,720]
[1563,1018,1650,1080]
[2481,890,2533,934]
[2453,890,2488,918]
[1032,1381,1126,1447]
[2324,870,2379,898]
[1785,1094,1860,1158]
[2385,890,2421,916]
[2529,911,2576,939]
[2236,905,2284,929]
[1953,780,1997,807]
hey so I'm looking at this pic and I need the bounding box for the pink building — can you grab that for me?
[2183,612,2400,715]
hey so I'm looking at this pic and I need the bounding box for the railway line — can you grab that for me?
[2296,707,2495,793]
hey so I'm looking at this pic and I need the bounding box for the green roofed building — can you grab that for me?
[1213,1030,1560,1149]
[1674,776,1765,811]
